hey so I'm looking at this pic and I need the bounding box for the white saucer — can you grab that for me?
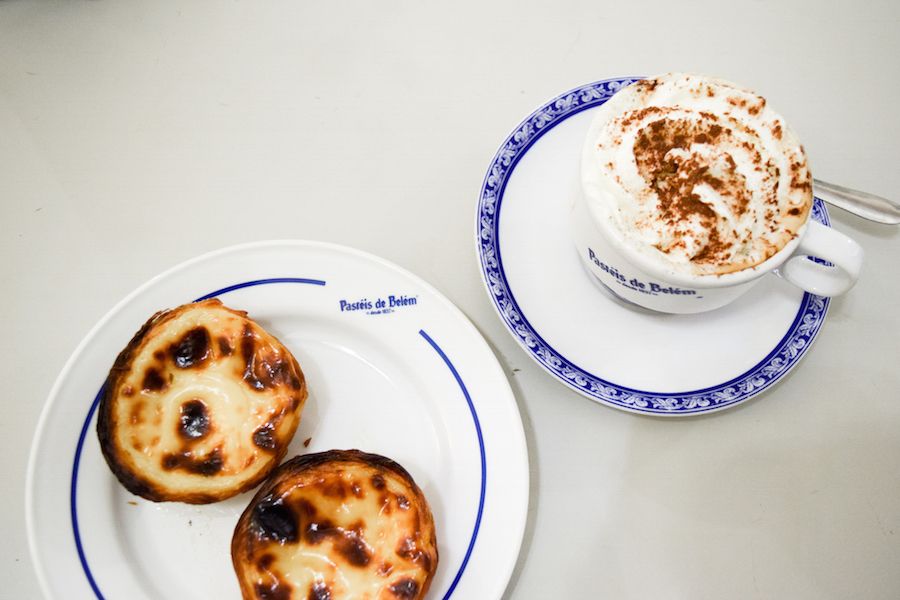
[27,241,528,599]
[476,78,831,416]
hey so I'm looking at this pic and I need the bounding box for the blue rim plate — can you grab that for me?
[476,78,830,416]
[27,240,528,599]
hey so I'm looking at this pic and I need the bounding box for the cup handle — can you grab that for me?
[779,221,864,296]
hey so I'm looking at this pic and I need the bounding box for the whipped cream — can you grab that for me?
[581,73,813,277]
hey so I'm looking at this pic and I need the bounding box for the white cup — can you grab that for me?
[572,177,864,314]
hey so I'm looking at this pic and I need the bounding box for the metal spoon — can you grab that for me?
[814,179,900,225]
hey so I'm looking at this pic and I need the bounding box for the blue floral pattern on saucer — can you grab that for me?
[476,77,830,415]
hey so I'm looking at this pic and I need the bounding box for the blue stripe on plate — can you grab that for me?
[71,388,107,600]
[419,330,487,599]
[194,277,326,301]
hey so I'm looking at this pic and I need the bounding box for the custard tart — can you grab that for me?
[96,298,307,503]
[232,450,438,600]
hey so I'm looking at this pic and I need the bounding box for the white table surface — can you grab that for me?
[2,1,899,598]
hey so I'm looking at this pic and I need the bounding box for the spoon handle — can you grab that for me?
[813,178,900,225]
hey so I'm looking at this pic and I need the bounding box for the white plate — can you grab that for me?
[26,240,528,599]
[476,78,830,416]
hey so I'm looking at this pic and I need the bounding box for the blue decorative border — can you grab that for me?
[476,77,831,415]
[71,278,486,598]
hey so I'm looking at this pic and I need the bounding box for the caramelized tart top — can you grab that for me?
[97,298,307,503]
[232,450,438,600]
